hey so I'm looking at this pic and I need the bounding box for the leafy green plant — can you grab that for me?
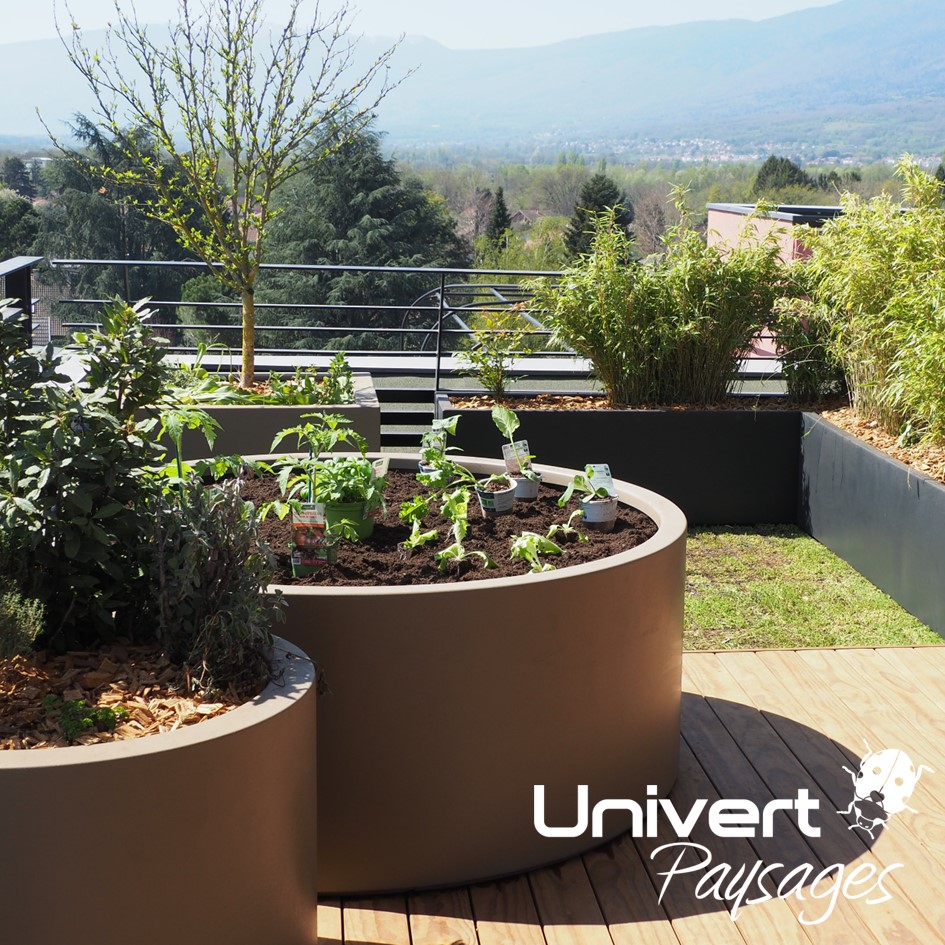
[159,405,221,491]
[509,531,562,573]
[263,412,370,519]
[0,587,45,659]
[530,199,791,405]
[0,301,168,649]
[491,404,538,480]
[0,300,63,443]
[558,466,613,507]
[419,415,460,469]
[799,157,945,442]
[458,310,534,400]
[546,509,588,543]
[42,694,129,743]
[147,477,280,697]
[433,542,497,573]
[170,348,356,407]
[400,417,503,570]
[65,298,171,421]
[769,298,845,404]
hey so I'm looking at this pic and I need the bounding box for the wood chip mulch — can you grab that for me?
[450,394,845,412]
[818,406,945,486]
[0,644,246,751]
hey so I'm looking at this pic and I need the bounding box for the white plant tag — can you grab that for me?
[587,464,616,496]
[372,456,390,478]
[502,439,530,475]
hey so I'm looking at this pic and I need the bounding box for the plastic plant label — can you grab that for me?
[290,502,331,574]
[587,464,616,496]
[502,439,530,475]
[372,456,390,479]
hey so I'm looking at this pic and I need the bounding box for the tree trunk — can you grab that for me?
[240,286,255,388]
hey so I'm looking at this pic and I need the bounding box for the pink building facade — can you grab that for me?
[705,203,842,263]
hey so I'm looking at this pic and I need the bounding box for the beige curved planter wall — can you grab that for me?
[275,455,686,895]
[0,639,318,945]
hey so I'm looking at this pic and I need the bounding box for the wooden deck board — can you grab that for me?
[727,649,945,942]
[686,652,942,945]
[324,648,945,945]
[470,876,548,945]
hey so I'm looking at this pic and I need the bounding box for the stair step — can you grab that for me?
[380,407,434,425]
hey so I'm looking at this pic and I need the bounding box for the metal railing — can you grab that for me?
[39,256,577,391]
[15,255,783,394]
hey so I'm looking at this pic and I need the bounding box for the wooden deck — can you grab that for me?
[318,647,945,945]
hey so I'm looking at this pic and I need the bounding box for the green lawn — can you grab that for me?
[685,525,943,650]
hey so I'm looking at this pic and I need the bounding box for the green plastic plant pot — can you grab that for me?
[324,500,374,539]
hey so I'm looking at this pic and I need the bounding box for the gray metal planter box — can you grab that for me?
[436,394,800,525]
[178,371,381,459]
[800,412,945,635]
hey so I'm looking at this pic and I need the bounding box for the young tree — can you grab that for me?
[485,187,513,249]
[53,0,400,386]
[564,173,634,257]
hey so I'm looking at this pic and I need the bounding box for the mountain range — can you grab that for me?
[3,0,943,160]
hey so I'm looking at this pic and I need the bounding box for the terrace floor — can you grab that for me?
[318,646,945,945]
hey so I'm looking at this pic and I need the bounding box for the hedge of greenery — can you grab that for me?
[530,196,794,406]
[799,158,945,443]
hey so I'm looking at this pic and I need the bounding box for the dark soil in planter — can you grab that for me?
[240,469,657,586]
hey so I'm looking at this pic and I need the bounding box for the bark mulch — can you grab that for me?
[0,644,246,751]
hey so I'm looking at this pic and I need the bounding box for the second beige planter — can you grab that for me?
[276,455,687,895]
[0,638,318,945]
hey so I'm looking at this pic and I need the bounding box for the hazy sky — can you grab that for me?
[4,0,840,49]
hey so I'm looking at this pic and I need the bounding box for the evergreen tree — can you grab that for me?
[753,155,815,196]
[1,157,35,201]
[0,194,41,259]
[486,187,513,248]
[262,125,469,350]
[564,173,634,257]
[35,116,201,303]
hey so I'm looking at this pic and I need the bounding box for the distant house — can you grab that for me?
[510,209,544,227]
[706,203,843,263]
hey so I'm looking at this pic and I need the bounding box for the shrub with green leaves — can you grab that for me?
[0,301,169,649]
[457,310,534,400]
[769,297,846,404]
[0,300,62,444]
[0,527,44,658]
[799,158,945,442]
[147,477,280,696]
[530,198,792,405]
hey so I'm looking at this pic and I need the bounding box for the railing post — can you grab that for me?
[433,273,446,394]
[123,257,131,303]
[0,256,43,345]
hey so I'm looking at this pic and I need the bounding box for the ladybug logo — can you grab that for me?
[838,743,933,838]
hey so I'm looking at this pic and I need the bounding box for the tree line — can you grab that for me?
[0,133,905,353]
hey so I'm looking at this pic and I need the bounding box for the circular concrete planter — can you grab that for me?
[275,455,686,895]
[0,638,318,945]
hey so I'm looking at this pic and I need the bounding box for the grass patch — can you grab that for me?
[685,525,943,650]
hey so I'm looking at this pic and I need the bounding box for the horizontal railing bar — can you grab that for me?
[61,321,555,337]
[56,298,443,312]
[49,258,563,278]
